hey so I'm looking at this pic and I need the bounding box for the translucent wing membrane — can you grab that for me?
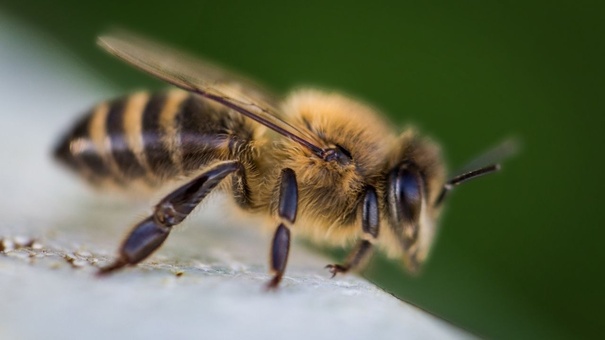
[434,138,519,206]
[97,31,326,155]
[453,138,519,177]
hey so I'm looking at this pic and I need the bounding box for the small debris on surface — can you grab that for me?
[0,235,194,276]
[63,253,87,268]
[0,236,43,253]
[0,235,105,271]
[1,237,15,252]
[14,235,36,248]
[75,250,92,257]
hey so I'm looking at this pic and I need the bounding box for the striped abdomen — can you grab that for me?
[54,89,257,188]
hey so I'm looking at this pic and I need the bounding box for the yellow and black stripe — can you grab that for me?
[54,89,257,188]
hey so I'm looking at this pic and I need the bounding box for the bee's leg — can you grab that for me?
[266,168,298,289]
[326,186,379,278]
[98,160,241,275]
[231,160,254,209]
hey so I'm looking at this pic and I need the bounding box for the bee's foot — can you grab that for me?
[96,258,128,277]
[265,275,282,291]
[325,264,349,278]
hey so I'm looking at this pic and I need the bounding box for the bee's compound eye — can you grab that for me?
[400,170,420,204]
[395,167,423,223]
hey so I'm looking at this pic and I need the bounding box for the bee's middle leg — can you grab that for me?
[266,168,298,289]
[98,160,241,275]
[326,186,379,277]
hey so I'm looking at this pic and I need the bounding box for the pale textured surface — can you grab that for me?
[0,13,469,340]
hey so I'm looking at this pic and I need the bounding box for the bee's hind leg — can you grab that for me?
[97,160,241,275]
[326,186,379,278]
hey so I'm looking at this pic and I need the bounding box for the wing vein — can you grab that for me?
[97,31,326,156]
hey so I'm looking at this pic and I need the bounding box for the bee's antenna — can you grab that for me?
[433,164,500,207]
[433,138,518,207]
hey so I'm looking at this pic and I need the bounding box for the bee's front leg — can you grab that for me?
[266,168,298,289]
[326,186,379,277]
[98,160,241,275]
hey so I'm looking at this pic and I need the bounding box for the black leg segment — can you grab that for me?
[122,217,170,264]
[278,168,298,223]
[98,160,240,275]
[326,240,373,277]
[362,186,379,238]
[267,168,298,289]
[268,223,291,288]
[326,186,379,278]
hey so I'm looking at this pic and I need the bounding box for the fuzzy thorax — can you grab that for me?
[273,89,397,238]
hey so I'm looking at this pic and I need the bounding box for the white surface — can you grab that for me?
[0,13,469,340]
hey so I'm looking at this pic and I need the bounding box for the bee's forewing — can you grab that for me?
[98,31,325,154]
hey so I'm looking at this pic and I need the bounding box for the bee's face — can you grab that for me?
[386,132,446,273]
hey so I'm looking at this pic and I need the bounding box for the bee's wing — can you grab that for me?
[97,31,326,155]
[434,138,519,207]
[454,138,519,176]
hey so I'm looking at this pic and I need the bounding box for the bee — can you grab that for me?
[54,31,512,288]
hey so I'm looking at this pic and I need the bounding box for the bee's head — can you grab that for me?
[385,130,446,273]
[386,130,508,273]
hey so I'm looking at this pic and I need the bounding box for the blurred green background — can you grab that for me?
[2,1,603,338]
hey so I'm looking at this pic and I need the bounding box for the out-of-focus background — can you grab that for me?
[1,1,603,339]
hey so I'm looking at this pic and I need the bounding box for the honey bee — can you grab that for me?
[54,31,512,288]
